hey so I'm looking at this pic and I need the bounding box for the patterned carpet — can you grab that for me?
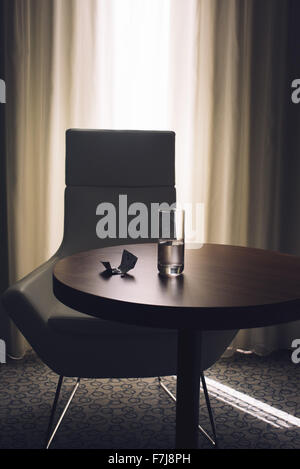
[0,349,299,449]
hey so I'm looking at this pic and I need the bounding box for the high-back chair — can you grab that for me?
[2,129,237,448]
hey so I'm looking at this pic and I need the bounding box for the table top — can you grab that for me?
[53,243,300,330]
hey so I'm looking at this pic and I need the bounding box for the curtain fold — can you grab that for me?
[193,0,293,355]
[2,0,298,358]
[4,0,101,357]
[4,0,55,356]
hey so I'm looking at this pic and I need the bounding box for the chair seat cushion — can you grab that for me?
[48,303,174,337]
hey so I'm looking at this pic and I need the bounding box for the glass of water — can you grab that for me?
[157,209,185,276]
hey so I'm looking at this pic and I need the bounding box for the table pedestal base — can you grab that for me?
[176,329,202,448]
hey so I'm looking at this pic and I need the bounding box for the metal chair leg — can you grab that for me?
[200,372,218,447]
[45,376,80,449]
[45,375,64,448]
[158,374,218,448]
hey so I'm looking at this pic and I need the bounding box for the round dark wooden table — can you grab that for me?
[53,243,300,448]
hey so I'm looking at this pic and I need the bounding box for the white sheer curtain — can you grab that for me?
[4,0,297,358]
[47,0,201,258]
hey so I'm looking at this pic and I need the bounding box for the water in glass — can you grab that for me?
[158,239,184,276]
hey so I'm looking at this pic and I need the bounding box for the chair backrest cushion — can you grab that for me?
[66,129,175,187]
[59,129,176,255]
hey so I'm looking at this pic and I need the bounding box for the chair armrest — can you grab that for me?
[1,254,59,328]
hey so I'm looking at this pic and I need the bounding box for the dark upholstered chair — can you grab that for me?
[2,129,237,448]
